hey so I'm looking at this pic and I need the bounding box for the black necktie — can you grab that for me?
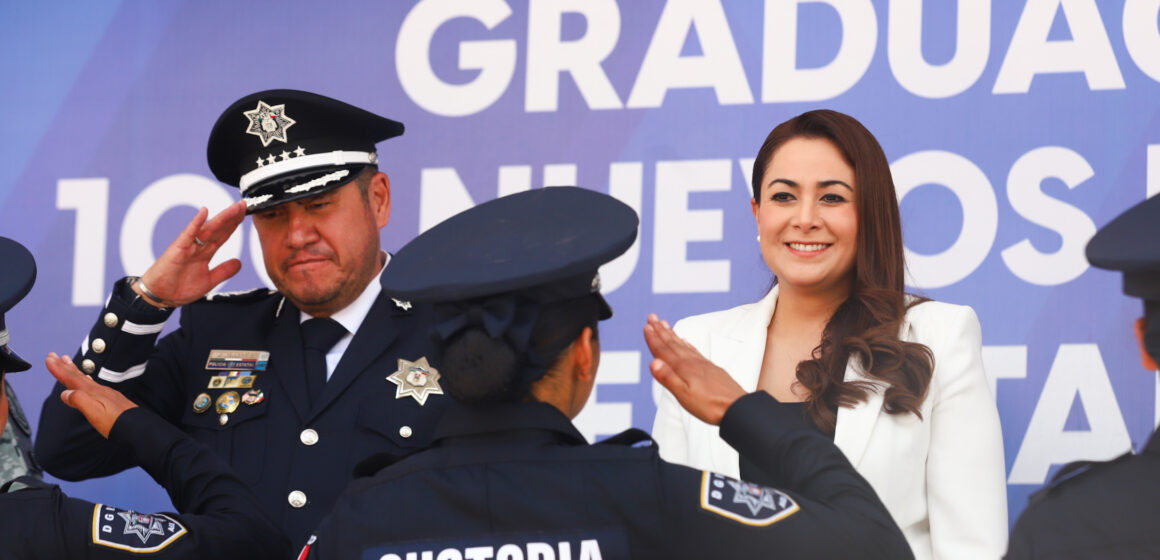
[301,318,347,405]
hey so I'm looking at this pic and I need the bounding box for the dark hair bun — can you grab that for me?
[440,328,522,403]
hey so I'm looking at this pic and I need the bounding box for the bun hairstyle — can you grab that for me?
[752,110,935,433]
[438,295,602,404]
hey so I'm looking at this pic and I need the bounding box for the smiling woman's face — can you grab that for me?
[752,137,858,298]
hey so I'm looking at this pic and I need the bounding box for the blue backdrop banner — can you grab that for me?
[2,0,1159,527]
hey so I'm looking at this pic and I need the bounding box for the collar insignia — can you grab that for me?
[387,357,443,406]
[243,100,296,146]
[392,298,412,311]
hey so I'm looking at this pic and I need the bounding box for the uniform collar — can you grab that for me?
[1144,427,1160,457]
[299,252,390,331]
[432,400,587,446]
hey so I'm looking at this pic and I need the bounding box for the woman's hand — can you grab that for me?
[644,314,746,425]
[46,352,138,438]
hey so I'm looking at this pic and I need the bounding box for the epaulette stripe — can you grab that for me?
[97,362,147,383]
[123,320,165,336]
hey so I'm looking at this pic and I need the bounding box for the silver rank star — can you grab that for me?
[243,100,296,146]
[387,357,443,405]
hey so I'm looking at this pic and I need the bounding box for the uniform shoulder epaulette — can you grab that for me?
[596,428,654,448]
[199,288,278,304]
[1028,451,1134,505]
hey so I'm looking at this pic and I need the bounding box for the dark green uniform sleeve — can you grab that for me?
[661,392,912,559]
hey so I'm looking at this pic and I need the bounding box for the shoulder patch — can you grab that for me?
[699,471,799,527]
[201,287,276,303]
[91,504,187,553]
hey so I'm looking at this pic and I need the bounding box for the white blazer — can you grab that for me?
[652,286,1008,560]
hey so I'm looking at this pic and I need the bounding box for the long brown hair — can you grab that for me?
[751,110,934,433]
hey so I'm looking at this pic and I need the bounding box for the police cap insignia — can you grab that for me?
[699,471,799,526]
[91,504,188,552]
[207,89,404,214]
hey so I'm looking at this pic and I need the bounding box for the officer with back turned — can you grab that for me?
[302,187,911,559]
[1007,194,1160,558]
[35,90,446,545]
[0,236,288,558]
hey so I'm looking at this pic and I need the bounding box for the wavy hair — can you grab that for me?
[750,110,934,433]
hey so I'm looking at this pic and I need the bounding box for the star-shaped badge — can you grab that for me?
[728,479,783,516]
[243,100,296,147]
[387,357,443,405]
[118,511,166,544]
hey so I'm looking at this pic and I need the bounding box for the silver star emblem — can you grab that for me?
[243,100,296,147]
[255,157,265,168]
[294,146,306,157]
[279,150,290,161]
[727,479,781,515]
[387,357,443,405]
[265,153,276,165]
[118,511,166,544]
[392,298,412,311]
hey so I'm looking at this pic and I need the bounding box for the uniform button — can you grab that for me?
[103,313,119,328]
[287,490,307,508]
[300,429,319,446]
[398,425,413,439]
[91,338,107,353]
[81,359,96,374]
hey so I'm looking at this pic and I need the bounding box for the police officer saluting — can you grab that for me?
[36,90,446,545]
[302,187,911,559]
[1006,194,1160,558]
[0,237,288,558]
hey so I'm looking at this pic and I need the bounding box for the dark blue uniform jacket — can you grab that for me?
[1006,427,1160,559]
[35,277,447,546]
[2,407,287,559]
[303,392,912,559]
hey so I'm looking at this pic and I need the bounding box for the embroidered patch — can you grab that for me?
[699,471,799,526]
[91,504,187,552]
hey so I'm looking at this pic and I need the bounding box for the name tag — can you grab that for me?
[205,349,269,371]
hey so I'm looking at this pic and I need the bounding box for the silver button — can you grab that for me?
[300,429,319,446]
[91,338,107,354]
[81,359,96,374]
[219,414,229,426]
[398,425,413,439]
[103,313,118,328]
[287,490,307,508]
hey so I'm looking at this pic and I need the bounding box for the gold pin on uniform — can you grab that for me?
[192,393,211,414]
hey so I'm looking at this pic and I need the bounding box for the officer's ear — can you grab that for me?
[1134,317,1158,371]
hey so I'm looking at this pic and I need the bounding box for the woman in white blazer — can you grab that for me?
[650,110,1007,560]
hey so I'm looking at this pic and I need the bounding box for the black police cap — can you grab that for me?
[383,187,638,317]
[207,89,403,214]
[1086,195,1160,300]
[0,237,36,373]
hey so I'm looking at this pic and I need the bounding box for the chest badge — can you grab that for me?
[192,393,211,414]
[386,357,443,406]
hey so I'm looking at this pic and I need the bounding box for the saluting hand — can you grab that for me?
[134,200,247,308]
[46,353,137,438]
[644,314,745,426]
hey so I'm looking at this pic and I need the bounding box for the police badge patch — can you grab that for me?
[91,504,188,552]
[699,471,799,526]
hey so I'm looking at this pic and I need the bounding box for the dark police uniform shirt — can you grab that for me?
[35,276,446,545]
[2,407,287,559]
[302,392,912,560]
[1006,428,1160,559]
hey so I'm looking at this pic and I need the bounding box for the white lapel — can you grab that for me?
[704,287,778,472]
[832,308,917,467]
[711,286,779,392]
